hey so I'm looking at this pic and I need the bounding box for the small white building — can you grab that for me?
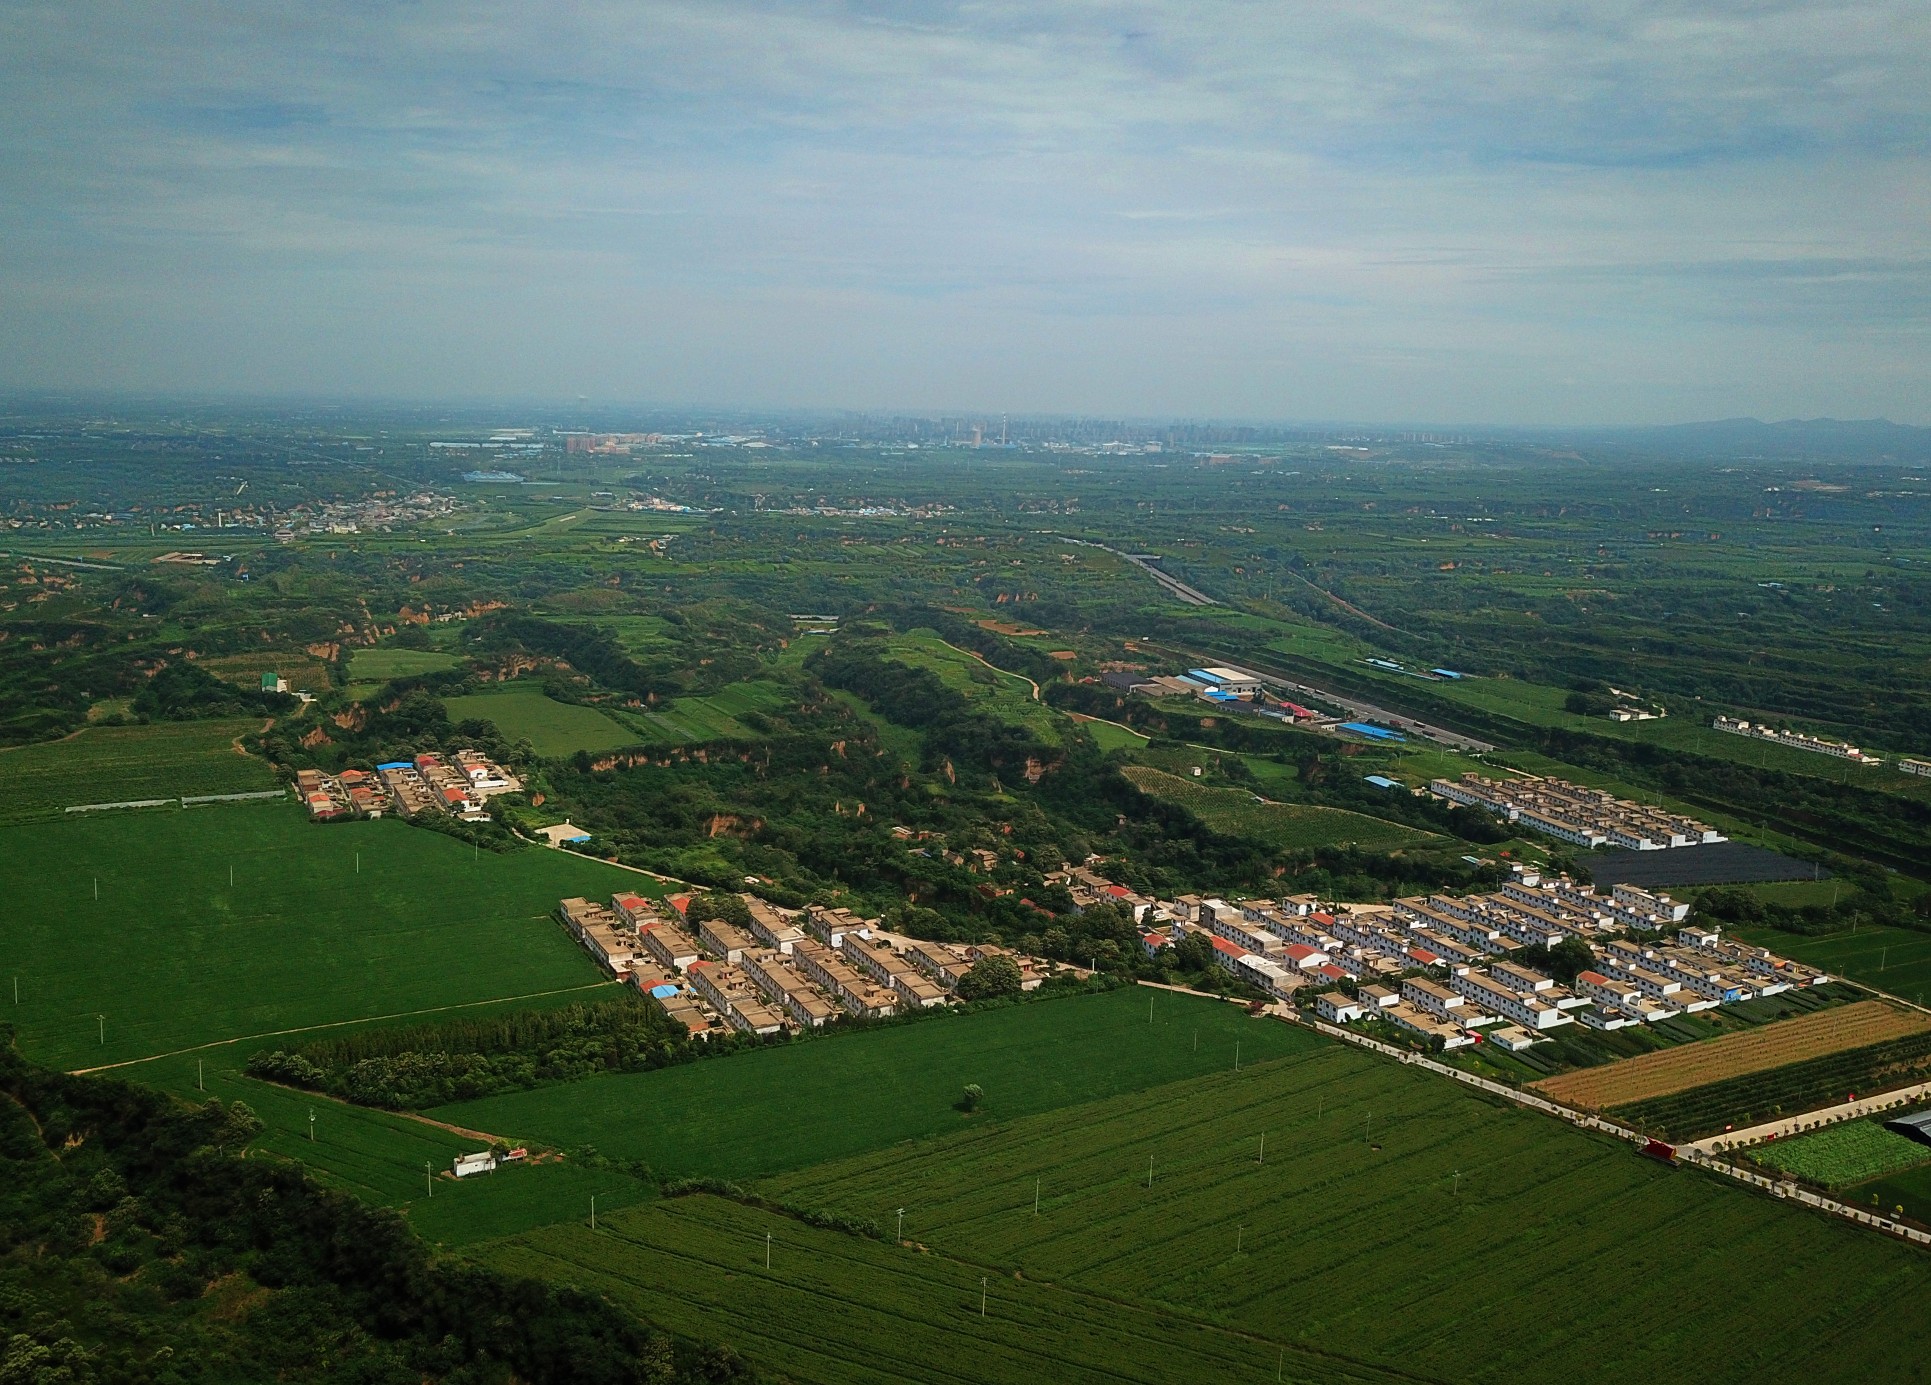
[1311,991,1363,1024]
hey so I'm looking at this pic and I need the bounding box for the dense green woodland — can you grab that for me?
[0,1038,761,1385]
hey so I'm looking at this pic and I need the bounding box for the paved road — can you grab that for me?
[1692,1078,1931,1155]
[1055,537,1218,606]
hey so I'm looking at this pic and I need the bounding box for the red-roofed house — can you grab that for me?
[1209,935,1249,974]
[1281,942,1330,971]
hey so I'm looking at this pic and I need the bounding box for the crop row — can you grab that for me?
[1534,1000,1929,1108]
[1748,1119,1931,1189]
[487,1194,1411,1385]
[753,1041,1931,1385]
[1611,1030,1931,1140]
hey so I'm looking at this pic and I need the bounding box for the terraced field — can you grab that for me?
[0,718,277,818]
[1533,1001,1931,1109]
[346,647,465,681]
[1120,765,1441,851]
[442,686,640,756]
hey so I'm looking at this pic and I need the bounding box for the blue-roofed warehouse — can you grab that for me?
[1338,722,1406,743]
[1364,775,1404,789]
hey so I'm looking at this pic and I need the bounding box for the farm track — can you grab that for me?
[931,637,1041,702]
[1531,1000,1931,1109]
[69,980,617,1075]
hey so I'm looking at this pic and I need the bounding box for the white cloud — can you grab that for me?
[0,0,1926,420]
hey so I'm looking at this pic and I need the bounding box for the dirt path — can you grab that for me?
[934,637,1042,701]
[234,716,274,756]
[68,980,618,1075]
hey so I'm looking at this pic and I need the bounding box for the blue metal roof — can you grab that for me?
[648,984,680,1000]
[376,761,413,771]
[1364,775,1403,789]
[1431,668,1465,679]
[1338,722,1406,742]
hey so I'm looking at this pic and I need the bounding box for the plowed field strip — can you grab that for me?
[1531,1000,1929,1108]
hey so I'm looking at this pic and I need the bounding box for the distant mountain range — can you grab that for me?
[1566,417,1931,462]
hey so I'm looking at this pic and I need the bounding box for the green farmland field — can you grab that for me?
[474,1039,1931,1385]
[126,1060,654,1246]
[0,718,277,819]
[1734,924,1931,1005]
[488,1194,1415,1385]
[432,987,1317,1181]
[442,685,639,757]
[0,800,656,1069]
[347,647,464,682]
[1120,765,1441,851]
[1076,716,1148,752]
[1748,1118,1931,1188]
[1861,1159,1931,1228]
[744,1044,1931,1385]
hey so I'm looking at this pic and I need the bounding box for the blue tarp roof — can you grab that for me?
[648,984,681,1000]
[376,761,413,771]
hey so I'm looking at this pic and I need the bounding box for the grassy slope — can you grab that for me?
[0,800,661,1068]
[887,629,1062,744]
[432,988,1318,1181]
[1120,765,1441,851]
[347,648,464,681]
[0,719,277,817]
[442,686,640,756]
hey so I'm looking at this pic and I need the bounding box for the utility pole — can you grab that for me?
[980,1276,988,1318]
[1257,1133,1264,1165]
[765,1232,772,1270]
[426,1161,433,1198]
[1147,1154,1154,1188]
[197,1059,204,1091]
[1034,1179,1040,1215]
[97,1014,105,1046]
[896,1207,904,1243]
[1237,1225,1244,1254]
[591,1195,597,1231]
[307,1109,316,1141]
[1236,1041,1241,1072]
[1452,1170,1461,1197]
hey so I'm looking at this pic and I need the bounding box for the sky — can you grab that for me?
[1,1,1927,424]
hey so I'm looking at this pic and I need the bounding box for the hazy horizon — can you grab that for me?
[4,2,1928,425]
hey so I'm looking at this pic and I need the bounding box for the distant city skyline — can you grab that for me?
[2,2,1927,424]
